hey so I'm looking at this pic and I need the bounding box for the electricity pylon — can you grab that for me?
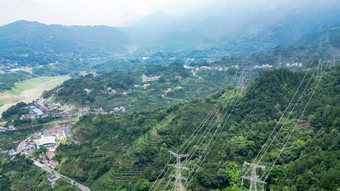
[277,53,282,69]
[237,69,245,88]
[241,162,266,191]
[331,56,335,66]
[316,60,323,78]
[168,150,189,191]
[318,37,323,53]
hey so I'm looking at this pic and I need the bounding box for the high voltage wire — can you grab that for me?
[185,84,240,161]
[256,65,318,165]
[162,72,241,191]
[149,70,239,191]
[185,86,245,189]
[154,61,324,191]
[184,69,245,161]
[183,70,247,188]
[242,65,318,184]
[263,63,323,181]
[153,72,238,191]
[241,62,323,190]
[251,61,314,166]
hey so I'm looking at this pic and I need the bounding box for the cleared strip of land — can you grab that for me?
[0,75,70,118]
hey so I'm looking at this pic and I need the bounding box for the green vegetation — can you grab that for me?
[0,153,81,190]
[50,65,339,190]
[0,153,50,190]
[53,177,80,191]
[2,76,70,95]
[1,102,29,119]
[44,62,235,113]
[0,71,33,91]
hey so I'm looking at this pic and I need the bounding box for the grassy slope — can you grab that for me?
[0,75,70,118]
[0,75,71,96]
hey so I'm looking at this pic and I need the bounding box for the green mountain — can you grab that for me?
[52,65,339,190]
[0,20,131,65]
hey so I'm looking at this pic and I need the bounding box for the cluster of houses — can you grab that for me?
[20,98,81,120]
[78,107,110,114]
[142,74,161,82]
[79,71,99,77]
[20,105,77,120]
[285,62,303,67]
[253,64,273,69]
[106,87,117,94]
[135,83,151,89]
[113,106,126,112]
[183,62,302,74]
[0,63,32,74]
[0,125,16,132]
[184,65,238,72]
[22,125,73,168]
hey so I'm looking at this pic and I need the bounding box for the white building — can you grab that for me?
[35,136,56,148]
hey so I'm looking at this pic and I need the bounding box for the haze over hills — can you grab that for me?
[0,1,340,191]
[1,2,340,63]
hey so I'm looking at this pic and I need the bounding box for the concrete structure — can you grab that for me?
[35,136,56,148]
[46,151,55,160]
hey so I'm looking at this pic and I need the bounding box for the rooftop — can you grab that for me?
[35,136,56,145]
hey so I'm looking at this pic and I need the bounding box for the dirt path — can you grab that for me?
[0,76,69,118]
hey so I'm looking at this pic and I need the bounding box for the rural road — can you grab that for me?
[16,125,90,191]
[34,161,91,191]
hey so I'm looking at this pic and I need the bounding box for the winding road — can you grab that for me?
[34,161,91,191]
[17,132,91,191]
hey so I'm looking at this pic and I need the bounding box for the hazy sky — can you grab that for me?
[0,0,214,26]
[0,0,337,26]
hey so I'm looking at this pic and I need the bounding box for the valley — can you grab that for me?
[0,75,70,118]
[0,1,339,191]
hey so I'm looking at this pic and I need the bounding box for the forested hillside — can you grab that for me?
[53,65,339,190]
[43,62,236,112]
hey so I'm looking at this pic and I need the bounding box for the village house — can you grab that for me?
[46,151,55,160]
[78,107,90,114]
[20,113,37,120]
[84,88,91,93]
[94,108,104,113]
[142,74,161,82]
[143,83,151,89]
[49,160,59,168]
[166,88,172,93]
[46,173,58,185]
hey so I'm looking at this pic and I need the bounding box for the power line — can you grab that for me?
[184,87,244,189]
[256,65,318,164]
[278,53,282,69]
[263,62,323,182]
[250,61,314,166]
[150,72,239,191]
[184,71,247,188]
[242,61,316,179]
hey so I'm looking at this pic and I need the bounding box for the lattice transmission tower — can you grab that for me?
[241,162,266,191]
[168,150,189,191]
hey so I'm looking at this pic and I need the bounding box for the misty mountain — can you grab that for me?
[1,3,340,63]
[0,20,131,57]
